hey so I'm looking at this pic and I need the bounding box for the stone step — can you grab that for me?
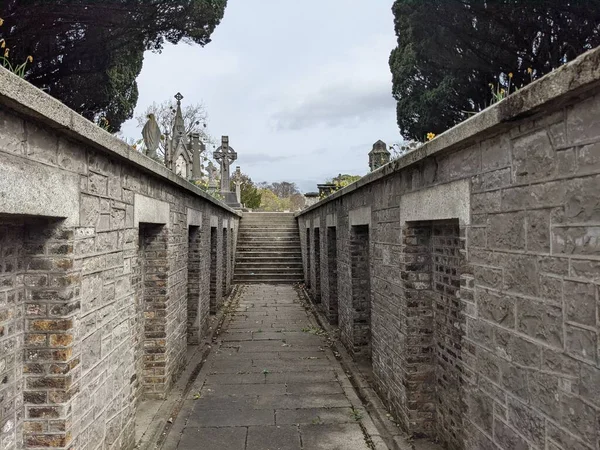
[236,252,301,259]
[235,214,303,284]
[236,256,302,264]
[236,262,303,269]
[237,244,301,250]
[238,231,299,237]
[242,213,295,217]
[238,234,300,239]
[233,273,304,282]
[235,267,303,274]
[240,219,297,224]
[237,239,300,245]
[232,280,300,284]
[239,223,297,227]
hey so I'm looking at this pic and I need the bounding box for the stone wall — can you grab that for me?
[298,47,600,450]
[0,68,240,449]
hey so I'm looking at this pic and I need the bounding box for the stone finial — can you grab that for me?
[368,140,391,172]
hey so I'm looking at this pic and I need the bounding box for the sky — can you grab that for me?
[120,0,400,193]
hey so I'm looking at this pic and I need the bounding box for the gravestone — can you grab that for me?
[213,136,241,208]
[233,166,242,204]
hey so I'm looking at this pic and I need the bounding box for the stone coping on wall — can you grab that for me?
[0,66,241,217]
[297,44,600,217]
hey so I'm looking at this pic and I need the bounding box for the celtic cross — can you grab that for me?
[213,136,237,192]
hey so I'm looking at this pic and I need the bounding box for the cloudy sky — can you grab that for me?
[121,1,400,193]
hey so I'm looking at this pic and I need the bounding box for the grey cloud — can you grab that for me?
[272,84,396,131]
[239,153,293,165]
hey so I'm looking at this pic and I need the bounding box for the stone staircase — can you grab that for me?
[233,212,303,284]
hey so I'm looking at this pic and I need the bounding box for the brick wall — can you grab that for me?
[326,227,339,324]
[313,228,322,303]
[298,47,600,450]
[0,68,239,449]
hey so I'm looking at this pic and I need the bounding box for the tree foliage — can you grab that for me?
[389,0,600,141]
[0,0,227,131]
[231,172,262,209]
[258,181,299,199]
[258,189,290,212]
[329,174,362,189]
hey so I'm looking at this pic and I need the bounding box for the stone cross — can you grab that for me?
[189,133,205,181]
[213,136,237,193]
[233,166,242,204]
[207,161,218,190]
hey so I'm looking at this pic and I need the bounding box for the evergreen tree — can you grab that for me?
[0,0,227,130]
[389,0,600,141]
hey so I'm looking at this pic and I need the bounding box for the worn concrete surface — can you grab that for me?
[164,284,387,450]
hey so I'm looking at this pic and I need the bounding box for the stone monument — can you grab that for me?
[368,140,391,171]
[141,92,206,182]
[232,166,243,205]
[190,133,206,182]
[141,113,161,159]
[213,136,241,208]
[207,161,218,192]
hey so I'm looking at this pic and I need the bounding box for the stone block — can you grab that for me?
[477,288,514,327]
[565,325,597,363]
[579,364,600,408]
[501,181,565,211]
[473,265,503,289]
[570,258,600,282]
[472,191,501,214]
[0,109,25,154]
[82,331,102,372]
[512,129,556,183]
[516,297,563,348]
[481,134,511,172]
[25,121,58,166]
[564,280,596,327]
[577,141,600,174]
[464,388,493,435]
[501,254,540,296]
[527,209,551,253]
[493,418,529,450]
[566,93,600,144]
[559,393,597,445]
[487,212,525,250]
[88,172,108,196]
[552,226,600,256]
[0,152,80,226]
[564,176,600,223]
[437,144,481,182]
[57,137,87,174]
[472,167,512,193]
[401,179,470,224]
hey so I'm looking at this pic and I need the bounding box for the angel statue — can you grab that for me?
[142,113,161,159]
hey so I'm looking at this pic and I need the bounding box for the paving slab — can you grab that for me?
[166,284,386,450]
[246,425,302,450]
[275,408,357,426]
[299,423,372,450]
[176,426,247,450]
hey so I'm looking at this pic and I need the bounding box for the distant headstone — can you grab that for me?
[207,161,218,190]
[233,166,242,204]
[213,136,238,194]
[369,140,391,171]
[190,133,206,181]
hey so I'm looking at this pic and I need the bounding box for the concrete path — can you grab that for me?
[164,284,387,450]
